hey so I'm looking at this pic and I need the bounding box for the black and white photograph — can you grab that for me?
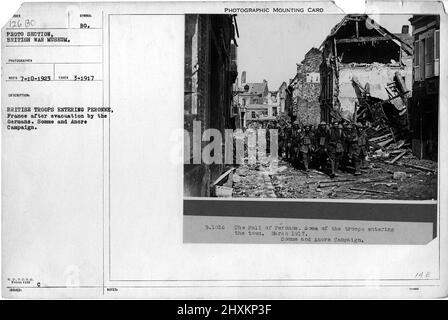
[184,14,439,200]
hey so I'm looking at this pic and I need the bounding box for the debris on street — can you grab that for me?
[229,154,436,200]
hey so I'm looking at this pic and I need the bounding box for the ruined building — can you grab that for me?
[319,15,413,123]
[409,15,439,160]
[184,14,238,196]
[286,47,322,125]
[277,81,288,113]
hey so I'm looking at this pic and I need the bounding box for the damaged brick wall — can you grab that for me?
[292,48,322,125]
[320,39,341,122]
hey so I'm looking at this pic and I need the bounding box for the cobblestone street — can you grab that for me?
[231,155,437,200]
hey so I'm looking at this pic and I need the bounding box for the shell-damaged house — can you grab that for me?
[319,15,413,123]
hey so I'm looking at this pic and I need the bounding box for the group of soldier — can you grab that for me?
[272,120,369,178]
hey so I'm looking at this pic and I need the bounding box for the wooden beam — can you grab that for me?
[336,36,391,44]
[385,151,407,164]
[349,187,394,195]
[212,167,235,186]
[400,163,436,173]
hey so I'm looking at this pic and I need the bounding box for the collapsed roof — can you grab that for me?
[320,14,412,64]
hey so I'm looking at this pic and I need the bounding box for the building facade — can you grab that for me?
[184,14,238,196]
[245,103,277,123]
[234,77,272,128]
[409,15,439,160]
[237,80,269,106]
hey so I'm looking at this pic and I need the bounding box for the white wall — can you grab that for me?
[338,64,411,117]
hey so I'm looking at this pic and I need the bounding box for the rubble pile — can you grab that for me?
[353,72,410,152]
[232,158,277,198]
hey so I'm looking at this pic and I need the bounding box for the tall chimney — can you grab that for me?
[241,71,246,84]
[401,25,409,34]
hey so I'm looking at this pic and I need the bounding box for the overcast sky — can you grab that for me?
[236,14,412,89]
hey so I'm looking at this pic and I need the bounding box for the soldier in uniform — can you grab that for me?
[346,122,362,176]
[310,125,318,166]
[278,122,288,160]
[315,121,329,171]
[299,125,314,172]
[357,122,369,169]
[278,124,286,159]
[328,121,344,178]
[340,121,351,171]
[289,123,299,167]
[285,123,292,162]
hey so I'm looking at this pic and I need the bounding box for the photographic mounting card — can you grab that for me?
[1,0,447,299]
